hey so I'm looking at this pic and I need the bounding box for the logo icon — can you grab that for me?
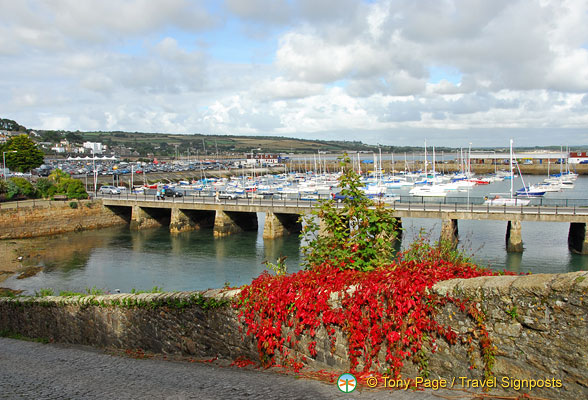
[337,373,357,393]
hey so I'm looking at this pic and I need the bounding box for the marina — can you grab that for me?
[3,174,588,296]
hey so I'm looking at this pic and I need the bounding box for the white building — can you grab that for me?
[246,153,282,166]
[83,142,104,154]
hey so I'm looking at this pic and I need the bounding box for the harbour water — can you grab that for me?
[3,175,588,295]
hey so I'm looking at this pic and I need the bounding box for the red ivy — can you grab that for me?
[235,246,513,377]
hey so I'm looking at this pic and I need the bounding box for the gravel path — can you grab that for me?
[0,337,456,400]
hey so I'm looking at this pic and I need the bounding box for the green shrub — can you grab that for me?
[300,155,400,272]
[35,178,54,198]
[66,179,88,199]
[49,177,88,200]
[6,177,37,200]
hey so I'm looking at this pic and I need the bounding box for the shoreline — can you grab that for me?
[0,241,26,284]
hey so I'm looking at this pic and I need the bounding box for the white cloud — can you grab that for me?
[254,78,324,101]
[39,115,71,130]
[0,0,587,146]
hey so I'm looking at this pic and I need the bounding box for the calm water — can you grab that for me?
[4,176,588,295]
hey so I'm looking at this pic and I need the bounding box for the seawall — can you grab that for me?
[1,272,586,399]
[0,200,129,239]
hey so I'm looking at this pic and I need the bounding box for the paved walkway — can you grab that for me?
[0,338,458,400]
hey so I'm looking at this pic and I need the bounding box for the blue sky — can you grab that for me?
[1,0,587,147]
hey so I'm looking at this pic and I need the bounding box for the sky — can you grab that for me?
[1,0,588,147]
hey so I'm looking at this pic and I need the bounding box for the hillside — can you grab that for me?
[1,117,586,157]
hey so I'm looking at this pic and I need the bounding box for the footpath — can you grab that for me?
[0,337,457,400]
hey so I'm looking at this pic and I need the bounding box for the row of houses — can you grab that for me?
[48,140,104,154]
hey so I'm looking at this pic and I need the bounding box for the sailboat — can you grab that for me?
[409,144,448,197]
[484,139,530,206]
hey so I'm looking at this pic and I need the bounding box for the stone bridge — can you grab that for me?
[99,195,588,254]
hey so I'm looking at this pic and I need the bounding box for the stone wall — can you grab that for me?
[0,290,258,361]
[428,272,588,399]
[1,272,586,399]
[0,200,129,239]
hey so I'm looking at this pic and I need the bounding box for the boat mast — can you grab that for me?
[391,152,395,178]
[424,139,427,177]
[432,145,436,177]
[379,147,382,183]
[510,139,514,199]
[468,142,472,177]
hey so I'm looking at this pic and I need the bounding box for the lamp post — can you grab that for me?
[92,149,97,195]
[2,150,17,182]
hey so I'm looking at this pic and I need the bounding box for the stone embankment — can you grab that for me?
[1,272,586,399]
[0,199,128,240]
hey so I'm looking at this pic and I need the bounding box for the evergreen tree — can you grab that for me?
[3,134,44,173]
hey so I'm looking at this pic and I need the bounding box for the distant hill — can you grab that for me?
[2,117,585,156]
[0,118,28,132]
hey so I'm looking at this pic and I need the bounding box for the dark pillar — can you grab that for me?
[568,222,588,254]
[394,217,403,240]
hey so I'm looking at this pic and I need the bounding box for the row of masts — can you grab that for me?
[283,143,476,178]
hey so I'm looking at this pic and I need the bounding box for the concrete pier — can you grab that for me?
[440,218,458,247]
[262,212,301,239]
[213,210,258,238]
[130,206,168,230]
[170,209,215,234]
[506,220,523,252]
[568,222,588,254]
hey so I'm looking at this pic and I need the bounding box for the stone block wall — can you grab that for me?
[0,200,129,239]
[427,271,588,399]
[1,272,587,399]
[0,290,258,361]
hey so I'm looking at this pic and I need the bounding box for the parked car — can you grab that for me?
[163,187,183,197]
[99,185,121,195]
[218,192,239,200]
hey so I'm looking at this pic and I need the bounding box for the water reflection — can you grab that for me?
[2,211,587,295]
[504,253,523,274]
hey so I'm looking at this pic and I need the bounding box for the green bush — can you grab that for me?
[66,179,88,199]
[35,178,54,198]
[6,177,37,200]
[49,177,88,200]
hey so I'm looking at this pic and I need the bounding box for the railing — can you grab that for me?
[96,192,588,217]
[0,198,59,210]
